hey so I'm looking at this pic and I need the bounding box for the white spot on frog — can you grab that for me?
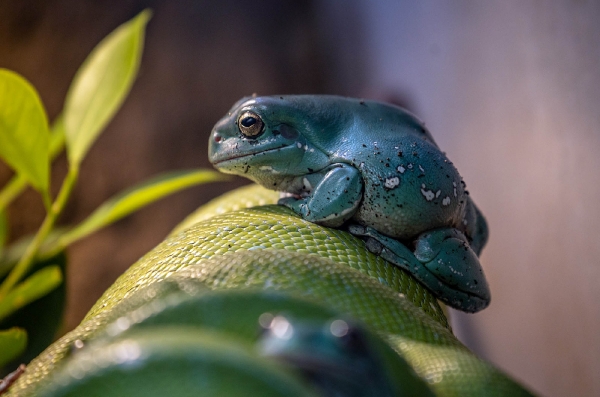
[442,196,451,206]
[420,184,435,201]
[384,177,400,189]
[419,165,425,173]
[304,145,308,151]
[309,148,314,152]
[303,177,313,192]
[296,142,302,148]
[320,199,360,221]
[397,165,405,173]
[447,265,464,276]
[407,163,413,169]
[453,182,458,197]
[435,190,441,198]
[259,165,280,174]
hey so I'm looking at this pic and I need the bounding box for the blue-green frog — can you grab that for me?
[208,95,490,312]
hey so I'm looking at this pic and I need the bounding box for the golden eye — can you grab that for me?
[237,111,264,138]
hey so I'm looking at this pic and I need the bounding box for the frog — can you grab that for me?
[208,95,490,312]
[257,315,434,396]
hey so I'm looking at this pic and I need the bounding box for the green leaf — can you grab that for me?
[0,69,50,192]
[0,228,66,279]
[64,10,151,167]
[0,116,64,214]
[57,170,226,247]
[0,327,27,367]
[0,211,7,254]
[0,266,62,322]
[0,252,67,367]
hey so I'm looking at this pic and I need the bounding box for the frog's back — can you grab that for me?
[275,95,438,149]
[285,96,464,239]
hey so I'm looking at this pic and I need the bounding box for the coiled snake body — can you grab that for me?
[5,185,532,396]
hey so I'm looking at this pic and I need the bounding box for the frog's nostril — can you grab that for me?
[214,132,222,143]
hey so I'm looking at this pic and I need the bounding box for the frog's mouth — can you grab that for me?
[210,137,309,174]
[211,144,289,166]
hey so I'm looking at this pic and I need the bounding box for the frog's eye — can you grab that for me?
[238,111,264,138]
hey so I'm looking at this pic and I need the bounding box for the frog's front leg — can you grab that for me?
[349,226,490,313]
[279,164,363,228]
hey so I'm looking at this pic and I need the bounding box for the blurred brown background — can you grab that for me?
[1,1,599,396]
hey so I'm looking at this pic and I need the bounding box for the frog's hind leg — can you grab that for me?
[348,225,490,313]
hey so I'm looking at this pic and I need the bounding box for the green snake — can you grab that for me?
[4,184,533,396]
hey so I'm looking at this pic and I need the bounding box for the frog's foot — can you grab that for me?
[348,225,490,313]
[279,196,348,228]
[278,163,363,228]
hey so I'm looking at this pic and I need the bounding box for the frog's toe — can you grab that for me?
[278,196,308,219]
[365,237,384,255]
[348,225,387,255]
[437,288,489,313]
[347,224,368,236]
[346,224,383,238]
[277,196,300,208]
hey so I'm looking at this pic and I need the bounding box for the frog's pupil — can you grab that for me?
[241,117,256,127]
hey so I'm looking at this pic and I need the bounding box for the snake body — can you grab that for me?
[5,185,533,396]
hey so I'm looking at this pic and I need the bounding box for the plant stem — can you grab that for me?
[0,175,27,213]
[0,167,78,299]
[44,232,71,260]
[42,190,52,212]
